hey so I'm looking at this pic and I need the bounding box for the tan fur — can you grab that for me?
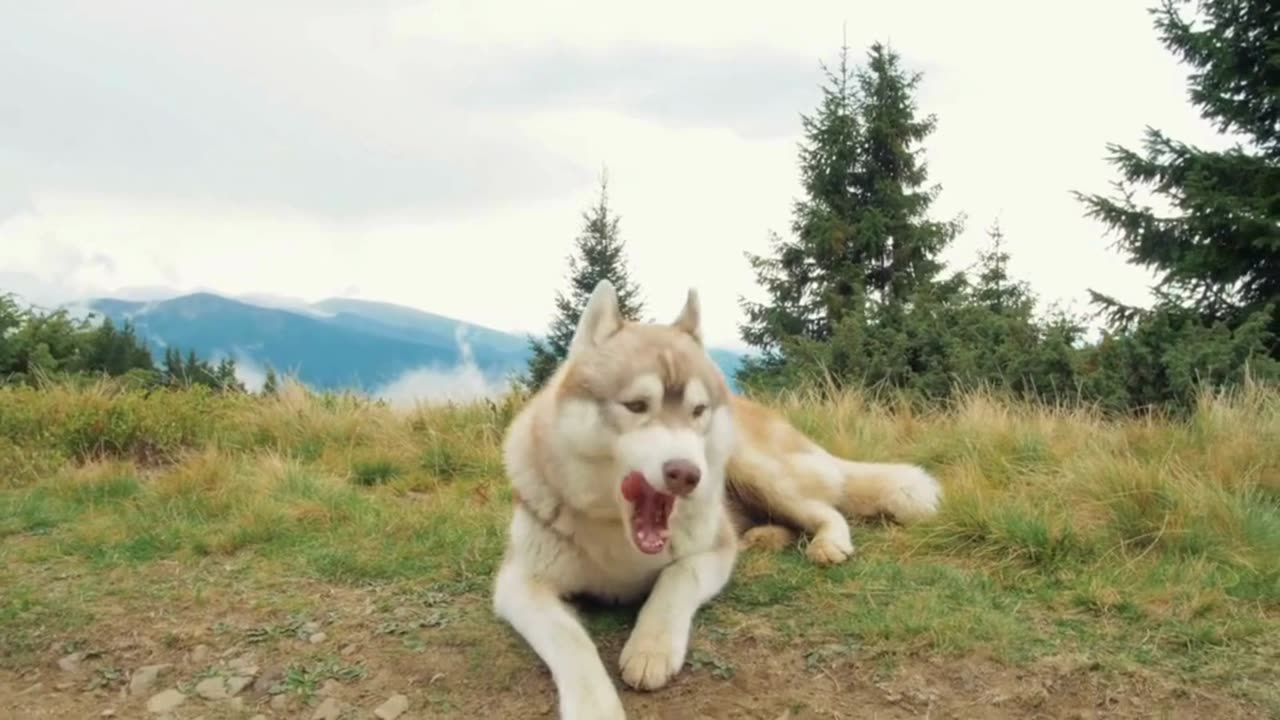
[492,281,942,719]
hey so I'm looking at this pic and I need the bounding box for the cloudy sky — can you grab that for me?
[1,0,1226,349]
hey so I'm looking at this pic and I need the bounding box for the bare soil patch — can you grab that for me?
[0,567,1266,720]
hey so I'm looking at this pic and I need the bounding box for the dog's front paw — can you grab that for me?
[619,629,684,691]
[560,683,626,720]
[805,534,854,565]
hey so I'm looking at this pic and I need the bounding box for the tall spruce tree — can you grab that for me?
[855,43,958,305]
[1075,0,1280,353]
[739,40,863,363]
[522,173,646,390]
[738,40,960,385]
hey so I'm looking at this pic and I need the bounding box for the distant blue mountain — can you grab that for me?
[83,292,746,396]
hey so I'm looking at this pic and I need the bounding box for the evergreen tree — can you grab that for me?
[972,220,1019,311]
[522,173,646,390]
[162,346,186,385]
[738,40,960,386]
[83,317,154,376]
[855,42,958,305]
[262,366,280,396]
[1075,0,1280,352]
[213,357,246,392]
[739,40,863,363]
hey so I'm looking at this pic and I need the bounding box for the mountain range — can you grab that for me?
[79,292,747,399]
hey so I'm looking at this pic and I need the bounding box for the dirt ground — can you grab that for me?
[2,640,1262,720]
[0,571,1267,720]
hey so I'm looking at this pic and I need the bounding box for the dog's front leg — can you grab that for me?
[618,530,737,691]
[494,562,626,720]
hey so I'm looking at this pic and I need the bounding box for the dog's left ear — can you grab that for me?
[672,288,702,344]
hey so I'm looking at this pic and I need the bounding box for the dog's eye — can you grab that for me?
[622,399,649,414]
[692,404,708,418]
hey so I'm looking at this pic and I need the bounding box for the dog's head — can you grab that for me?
[550,279,735,555]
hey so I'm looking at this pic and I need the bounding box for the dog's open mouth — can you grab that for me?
[621,471,674,554]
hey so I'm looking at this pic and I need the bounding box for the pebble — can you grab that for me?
[129,664,170,696]
[320,679,342,697]
[226,675,253,696]
[101,711,116,718]
[228,654,257,673]
[195,677,229,701]
[308,632,328,644]
[190,645,211,663]
[302,621,321,634]
[253,668,285,695]
[146,689,186,714]
[311,696,342,720]
[58,652,85,672]
[374,693,410,720]
[340,644,359,657]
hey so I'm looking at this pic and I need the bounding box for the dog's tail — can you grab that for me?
[835,459,942,524]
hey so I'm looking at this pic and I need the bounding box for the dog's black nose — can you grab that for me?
[663,459,701,495]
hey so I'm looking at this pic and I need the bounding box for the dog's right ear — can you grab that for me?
[569,280,623,356]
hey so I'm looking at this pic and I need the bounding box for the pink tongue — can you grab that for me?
[622,472,674,554]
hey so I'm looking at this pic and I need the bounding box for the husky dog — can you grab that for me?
[493,280,942,719]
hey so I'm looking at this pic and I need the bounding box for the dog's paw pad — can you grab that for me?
[805,536,853,565]
[619,634,681,691]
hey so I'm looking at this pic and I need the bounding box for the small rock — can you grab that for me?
[55,681,75,691]
[58,652,85,672]
[311,696,342,720]
[190,645,210,663]
[129,664,170,696]
[19,682,43,695]
[320,679,342,697]
[302,621,321,634]
[101,710,116,718]
[374,693,409,720]
[250,716,268,720]
[340,644,358,657]
[308,632,328,644]
[195,677,229,701]
[252,668,284,695]
[226,675,253,696]
[228,654,257,672]
[146,689,186,714]
[269,694,291,711]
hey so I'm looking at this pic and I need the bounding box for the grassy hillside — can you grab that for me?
[1,380,1278,718]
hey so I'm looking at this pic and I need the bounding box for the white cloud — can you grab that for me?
[231,352,269,394]
[370,325,509,408]
[0,0,1233,349]
[371,364,507,409]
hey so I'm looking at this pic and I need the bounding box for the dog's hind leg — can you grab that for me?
[493,562,625,720]
[728,452,856,565]
[618,519,738,691]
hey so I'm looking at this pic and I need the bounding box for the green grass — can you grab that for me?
[0,377,1278,709]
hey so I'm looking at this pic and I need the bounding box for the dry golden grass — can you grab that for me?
[1,376,1278,711]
